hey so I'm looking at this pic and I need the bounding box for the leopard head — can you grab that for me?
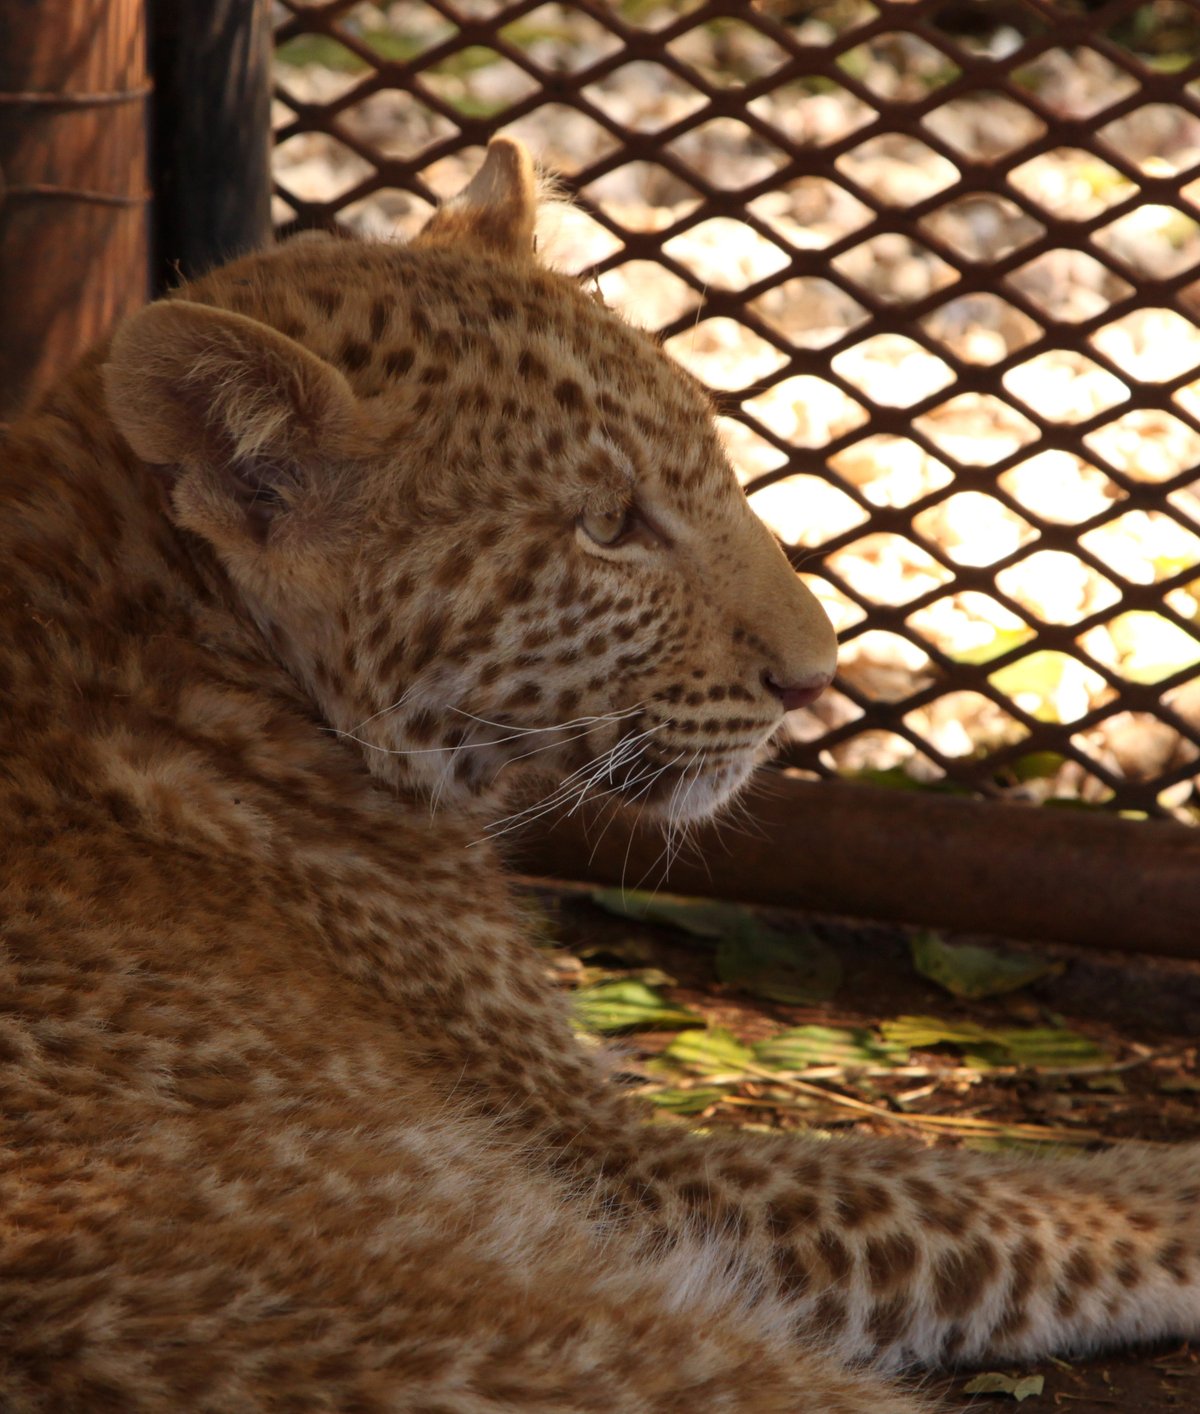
[103,139,836,828]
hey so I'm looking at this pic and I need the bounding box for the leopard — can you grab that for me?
[0,136,1196,1413]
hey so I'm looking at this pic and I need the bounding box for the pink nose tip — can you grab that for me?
[764,671,833,712]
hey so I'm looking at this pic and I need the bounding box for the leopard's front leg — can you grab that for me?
[608,1124,1200,1372]
[342,862,1199,1373]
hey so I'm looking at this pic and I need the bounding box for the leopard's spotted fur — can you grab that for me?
[1,140,1196,1413]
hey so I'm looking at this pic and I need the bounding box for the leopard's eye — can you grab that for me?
[578,504,637,547]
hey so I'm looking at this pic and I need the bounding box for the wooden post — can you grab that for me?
[147,0,272,288]
[509,776,1200,960]
[0,0,150,422]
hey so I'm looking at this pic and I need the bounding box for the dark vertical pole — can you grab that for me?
[0,0,150,422]
[148,0,272,289]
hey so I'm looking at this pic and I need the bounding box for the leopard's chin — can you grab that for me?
[621,748,759,826]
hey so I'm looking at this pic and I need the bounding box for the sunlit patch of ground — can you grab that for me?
[533,878,1200,1414]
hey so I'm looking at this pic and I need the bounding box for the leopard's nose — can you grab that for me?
[763,670,833,712]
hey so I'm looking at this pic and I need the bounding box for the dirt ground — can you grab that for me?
[522,878,1200,1412]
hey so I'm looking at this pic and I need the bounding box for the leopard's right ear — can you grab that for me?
[413,136,538,259]
[103,299,358,544]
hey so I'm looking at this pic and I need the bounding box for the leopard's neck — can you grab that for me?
[1,359,505,867]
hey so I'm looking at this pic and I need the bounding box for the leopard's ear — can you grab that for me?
[414,136,537,259]
[103,299,358,543]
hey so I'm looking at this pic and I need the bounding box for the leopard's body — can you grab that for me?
[1,140,1196,1413]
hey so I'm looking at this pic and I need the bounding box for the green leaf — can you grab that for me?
[962,1372,1044,1401]
[988,650,1076,722]
[952,625,1037,667]
[1106,610,1200,684]
[997,1028,1109,1068]
[1084,1074,1125,1093]
[880,1016,1109,1069]
[573,980,701,1034]
[589,888,740,939]
[663,1027,755,1074]
[716,919,842,1004]
[647,1086,727,1115]
[576,936,657,966]
[881,1016,998,1051]
[1006,750,1068,783]
[842,765,971,796]
[842,765,971,795]
[589,889,842,1004]
[754,1024,907,1071]
[910,930,1064,1000]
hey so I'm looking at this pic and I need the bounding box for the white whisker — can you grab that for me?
[329,702,648,760]
[327,726,525,757]
[484,723,663,830]
[473,723,673,846]
[449,704,644,737]
[498,720,634,772]
[347,682,419,735]
[618,754,683,899]
[637,749,706,894]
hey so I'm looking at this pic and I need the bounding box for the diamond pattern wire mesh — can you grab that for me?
[273,0,1200,822]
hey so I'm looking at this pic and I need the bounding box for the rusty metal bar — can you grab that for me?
[510,775,1200,960]
[0,0,150,421]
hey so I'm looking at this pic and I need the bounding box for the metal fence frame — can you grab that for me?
[272,0,1200,830]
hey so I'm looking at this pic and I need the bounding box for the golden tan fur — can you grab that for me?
[1,140,1196,1412]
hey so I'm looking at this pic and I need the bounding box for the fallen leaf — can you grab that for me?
[844,766,968,794]
[664,1027,756,1073]
[589,888,737,938]
[1007,750,1068,783]
[996,1027,1110,1068]
[716,919,842,1004]
[910,930,1063,999]
[574,980,701,1033]
[576,936,658,966]
[962,1371,1044,1401]
[647,1086,727,1115]
[880,1016,1109,1068]
[590,889,842,1003]
[1084,1074,1126,1093]
[952,625,1037,666]
[754,1024,907,1070]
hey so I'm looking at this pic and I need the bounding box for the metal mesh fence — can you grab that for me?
[272,0,1200,822]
